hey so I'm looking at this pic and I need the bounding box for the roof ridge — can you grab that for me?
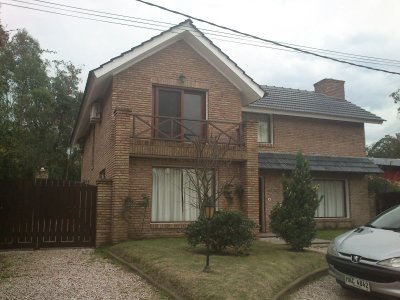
[261,84,313,94]
[94,19,192,72]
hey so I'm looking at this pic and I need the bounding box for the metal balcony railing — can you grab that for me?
[132,114,243,146]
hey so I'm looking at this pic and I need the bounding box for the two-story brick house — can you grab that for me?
[71,20,383,246]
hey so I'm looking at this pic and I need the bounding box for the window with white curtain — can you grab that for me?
[314,180,347,218]
[242,113,271,143]
[152,168,213,222]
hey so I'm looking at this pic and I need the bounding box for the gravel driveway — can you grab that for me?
[290,275,388,300]
[0,248,160,300]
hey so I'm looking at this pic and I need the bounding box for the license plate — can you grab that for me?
[344,275,370,292]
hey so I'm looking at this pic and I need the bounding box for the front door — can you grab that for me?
[259,177,266,232]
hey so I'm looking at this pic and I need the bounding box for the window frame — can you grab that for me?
[242,113,273,144]
[153,86,207,140]
[151,166,216,223]
[314,179,349,219]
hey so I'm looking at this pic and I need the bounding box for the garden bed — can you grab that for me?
[108,238,327,300]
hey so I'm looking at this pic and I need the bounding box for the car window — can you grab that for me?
[368,205,400,231]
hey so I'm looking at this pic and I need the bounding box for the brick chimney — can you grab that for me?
[314,78,345,100]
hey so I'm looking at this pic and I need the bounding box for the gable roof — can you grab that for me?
[259,152,383,173]
[243,85,384,124]
[71,19,264,145]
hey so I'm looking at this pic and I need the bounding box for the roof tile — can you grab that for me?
[248,85,383,123]
[259,152,383,173]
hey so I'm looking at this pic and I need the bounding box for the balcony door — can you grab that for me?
[154,87,206,140]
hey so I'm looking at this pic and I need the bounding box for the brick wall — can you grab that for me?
[260,170,371,231]
[264,115,365,157]
[96,179,112,246]
[127,157,248,238]
[242,121,259,229]
[80,39,252,244]
[110,39,247,240]
[111,109,132,243]
[113,40,242,124]
[81,90,115,184]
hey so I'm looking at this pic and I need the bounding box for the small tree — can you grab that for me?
[270,152,320,251]
[184,132,239,213]
[185,210,256,255]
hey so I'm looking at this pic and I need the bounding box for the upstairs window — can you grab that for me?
[243,113,272,143]
[154,87,206,140]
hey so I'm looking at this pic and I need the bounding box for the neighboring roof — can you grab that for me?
[259,152,383,173]
[243,85,384,124]
[71,19,264,145]
[370,157,400,167]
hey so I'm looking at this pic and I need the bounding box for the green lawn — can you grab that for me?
[108,238,327,300]
[315,229,349,240]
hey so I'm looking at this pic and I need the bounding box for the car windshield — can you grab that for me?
[367,205,400,231]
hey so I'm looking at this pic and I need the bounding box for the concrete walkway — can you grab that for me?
[260,236,330,254]
[260,236,330,245]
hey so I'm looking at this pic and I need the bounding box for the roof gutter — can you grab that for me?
[242,106,385,125]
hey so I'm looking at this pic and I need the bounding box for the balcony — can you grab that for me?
[130,114,247,161]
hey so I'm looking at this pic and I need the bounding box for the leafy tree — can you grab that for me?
[49,61,82,180]
[391,89,400,113]
[367,134,400,158]
[0,23,19,178]
[368,176,400,195]
[0,25,82,180]
[270,152,321,251]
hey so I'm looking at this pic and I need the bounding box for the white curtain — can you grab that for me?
[315,180,346,218]
[258,120,269,143]
[242,113,270,143]
[151,168,199,222]
[182,170,200,221]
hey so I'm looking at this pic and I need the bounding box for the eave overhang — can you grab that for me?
[242,106,384,124]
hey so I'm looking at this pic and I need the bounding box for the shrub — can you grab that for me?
[270,152,321,251]
[185,210,256,255]
[368,175,400,194]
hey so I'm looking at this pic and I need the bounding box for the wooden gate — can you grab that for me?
[0,179,96,249]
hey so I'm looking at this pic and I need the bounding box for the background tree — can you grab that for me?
[0,25,82,180]
[270,152,321,251]
[0,22,15,177]
[367,133,400,200]
[391,89,400,113]
[367,133,400,158]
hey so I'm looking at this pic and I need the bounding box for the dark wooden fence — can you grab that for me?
[0,179,96,249]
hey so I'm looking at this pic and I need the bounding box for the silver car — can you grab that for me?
[326,204,400,298]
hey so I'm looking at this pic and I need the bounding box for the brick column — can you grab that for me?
[111,108,132,243]
[96,178,112,247]
[242,121,259,229]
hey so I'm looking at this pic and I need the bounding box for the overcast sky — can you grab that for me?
[2,0,400,145]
